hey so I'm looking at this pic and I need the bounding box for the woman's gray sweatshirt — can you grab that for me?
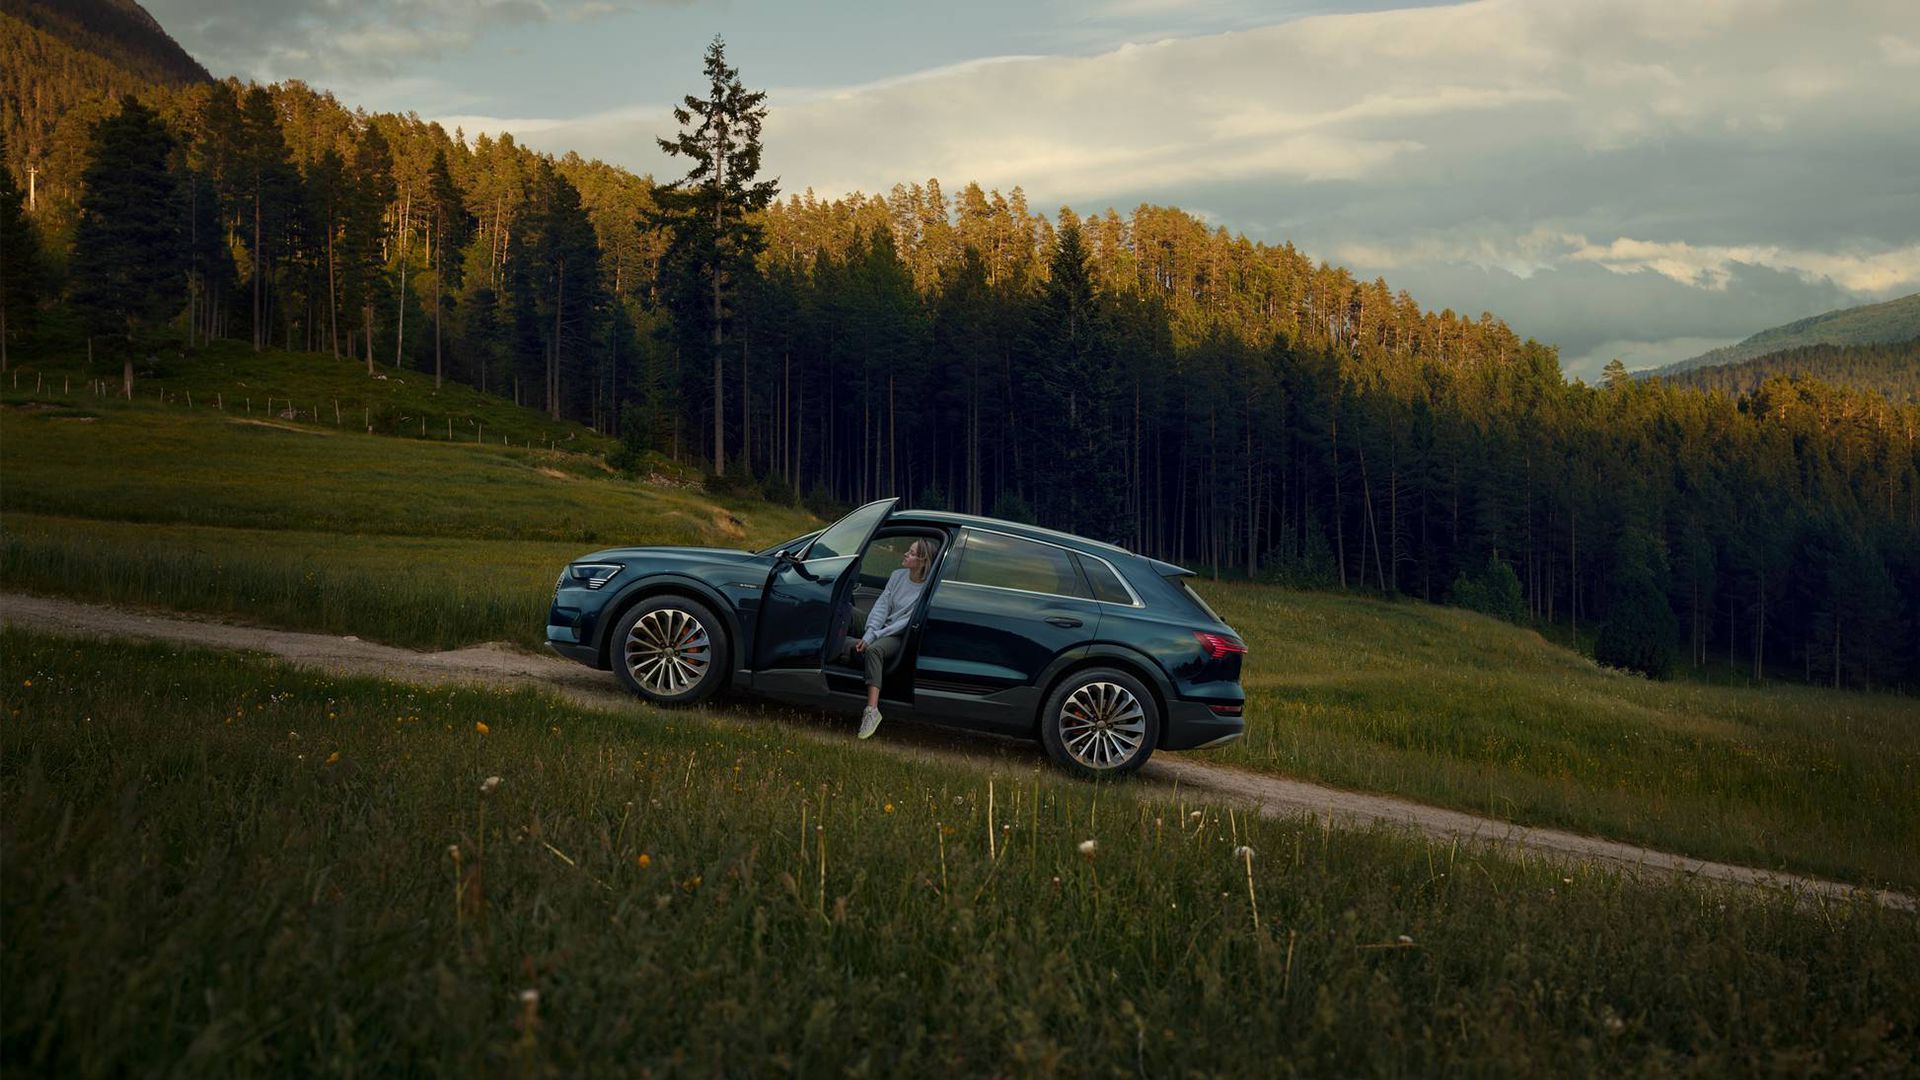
[861,568,928,644]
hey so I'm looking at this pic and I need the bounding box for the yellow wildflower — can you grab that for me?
[636,853,651,869]
[475,721,490,734]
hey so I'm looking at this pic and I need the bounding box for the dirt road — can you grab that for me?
[4,591,1910,911]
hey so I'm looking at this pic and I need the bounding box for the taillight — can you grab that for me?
[1207,702,1243,717]
[1192,631,1246,658]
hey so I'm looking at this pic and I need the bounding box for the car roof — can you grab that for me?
[887,510,1141,560]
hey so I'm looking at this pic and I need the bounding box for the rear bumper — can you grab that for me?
[1161,698,1245,751]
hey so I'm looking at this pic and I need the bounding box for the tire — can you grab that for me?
[611,595,730,705]
[1039,667,1159,778]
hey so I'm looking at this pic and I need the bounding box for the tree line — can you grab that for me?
[2,37,1916,691]
[1655,339,1920,404]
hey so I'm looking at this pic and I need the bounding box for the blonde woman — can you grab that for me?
[838,537,936,738]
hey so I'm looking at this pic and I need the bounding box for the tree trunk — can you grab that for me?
[742,335,751,478]
[252,188,262,352]
[1332,410,1347,588]
[551,264,565,420]
[395,185,409,370]
[433,206,442,388]
[324,212,339,359]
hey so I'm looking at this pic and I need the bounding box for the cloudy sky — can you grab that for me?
[145,0,1920,379]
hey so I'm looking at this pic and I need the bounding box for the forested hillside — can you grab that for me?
[2,24,1916,692]
[1655,293,1920,376]
[1657,339,1920,403]
[0,0,207,85]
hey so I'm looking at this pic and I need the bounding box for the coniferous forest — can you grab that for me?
[3,16,1917,692]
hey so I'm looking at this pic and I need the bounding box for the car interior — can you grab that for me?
[823,528,948,680]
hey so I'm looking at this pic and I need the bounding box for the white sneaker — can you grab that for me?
[858,706,883,740]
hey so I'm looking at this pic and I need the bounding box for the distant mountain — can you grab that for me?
[1650,293,1920,377]
[0,0,209,86]
[1655,339,1920,404]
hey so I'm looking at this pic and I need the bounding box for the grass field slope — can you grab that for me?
[4,343,1918,897]
[3,631,1915,1075]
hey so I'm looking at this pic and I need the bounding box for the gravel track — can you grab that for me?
[5,591,1909,911]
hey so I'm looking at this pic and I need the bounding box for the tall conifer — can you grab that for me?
[652,36,778,475]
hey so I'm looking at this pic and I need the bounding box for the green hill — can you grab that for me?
[0,0,209,86]
[5,340,1918,1073]
[1655,338,1920,403]
[1652,292,1920,376]
[3,345,1915,891]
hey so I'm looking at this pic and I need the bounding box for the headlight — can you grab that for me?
[565,563,624,590]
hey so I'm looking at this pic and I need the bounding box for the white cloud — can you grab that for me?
[149,0,671,84]
[1564,336,1744,379]
[1567,238,1920,294]
[435,0,1919,368]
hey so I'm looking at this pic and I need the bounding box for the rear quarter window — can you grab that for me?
[1168,576,1223,622]
[1075,554,1136,605]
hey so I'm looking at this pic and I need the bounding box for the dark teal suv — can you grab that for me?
[546,498,1245,776]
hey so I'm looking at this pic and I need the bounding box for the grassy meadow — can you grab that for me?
[4,338,619,453]
[3,345,1918,894]
[1197,586,1920,892]
[4,629,1915,1075]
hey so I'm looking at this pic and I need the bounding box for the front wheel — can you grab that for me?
[612,595,730,705]
[1039,668,1159,778]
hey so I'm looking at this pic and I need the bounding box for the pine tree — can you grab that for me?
[1595,527,1679,678]
[69,95,183,364]
[425,148,472,388]
[653,35,779,474]
[0,125,39,370]
[238,85,297,352]
[343,124,393,373]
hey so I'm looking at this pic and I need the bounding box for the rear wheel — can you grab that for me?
[1039,668,1159,778]
[611,595,729,705]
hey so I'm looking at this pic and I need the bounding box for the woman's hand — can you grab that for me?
[854,639,867,654]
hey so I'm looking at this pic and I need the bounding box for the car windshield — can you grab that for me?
[756,530,821,557]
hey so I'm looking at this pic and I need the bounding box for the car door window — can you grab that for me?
[859,535,917,588]
[950,531,1090,599]
[804,499,893,561]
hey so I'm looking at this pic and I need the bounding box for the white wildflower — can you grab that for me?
[480,776,503,797]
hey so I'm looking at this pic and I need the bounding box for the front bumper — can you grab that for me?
[1161,698,1245,751]
[546,638,600,667]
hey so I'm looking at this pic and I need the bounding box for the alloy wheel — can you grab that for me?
[1059,681,1148,769]
[624,607,711,696]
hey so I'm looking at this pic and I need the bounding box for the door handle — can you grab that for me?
[1044,616,1083,628]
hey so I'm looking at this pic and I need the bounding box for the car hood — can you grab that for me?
[577,546,771,566]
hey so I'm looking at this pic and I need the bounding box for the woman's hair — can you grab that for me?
[907,537,937,578]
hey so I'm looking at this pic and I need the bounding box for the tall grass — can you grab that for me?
[1194,583,1920,890]
[4,628,1914,1075]
[1,516,567,649]
[1,405,816,543]
[3,338,617,452]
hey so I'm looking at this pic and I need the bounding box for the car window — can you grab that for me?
[858,535,941,589]
[805,500,892,561]
[1170,575,1223,622]
[1075,554,1135,605]
[757,529,821,557]
[951,531,1090,599]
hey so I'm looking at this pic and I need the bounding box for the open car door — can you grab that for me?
[753,498,898,673]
